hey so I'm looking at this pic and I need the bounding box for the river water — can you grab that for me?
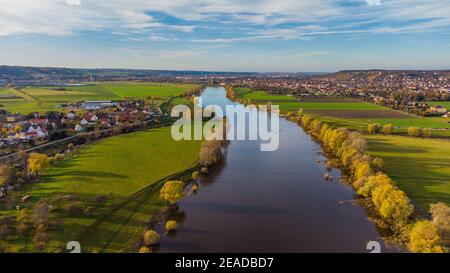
[157,87,394,253]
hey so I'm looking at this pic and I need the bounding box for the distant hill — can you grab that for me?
[0,65,325,84]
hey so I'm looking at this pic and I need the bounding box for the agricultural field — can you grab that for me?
[101,82,198,99]
[366,134,450,209]
[233,88,450,130]
[0,127,201,252]
[0,82,199,114]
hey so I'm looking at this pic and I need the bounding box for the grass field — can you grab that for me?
[428,101,450,108]
[366,134,450,209]
[102,83,197,99]
[233,88,450,130]
[0,127,201,252]
[0,82,198,114]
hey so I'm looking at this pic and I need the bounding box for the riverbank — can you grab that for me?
[155,86,396,253]
[288,112,448,253]
[0,126,201,252]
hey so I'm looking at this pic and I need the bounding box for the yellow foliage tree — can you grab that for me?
[165,220,178,231]
[354,162,373,180]
[143,230,160,246]
[382,124,394,134]
[372,185,413,222]
[27,153,50,176]
[407,127,421,137]
[159,180,184,206]
[408,220,446,253]
[367,124,379,134]
[357,173,393,198]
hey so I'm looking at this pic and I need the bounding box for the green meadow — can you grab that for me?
[0,127,201,252]
[428,101,450,108]
[366,135,450,209]
[0,82,199,114]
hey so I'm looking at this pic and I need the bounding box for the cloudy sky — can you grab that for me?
[1,0,450,72]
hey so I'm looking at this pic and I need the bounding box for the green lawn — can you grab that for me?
[0,127,201,252]
[366,134,450,209]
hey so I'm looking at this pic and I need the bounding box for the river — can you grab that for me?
[157,86,395,253]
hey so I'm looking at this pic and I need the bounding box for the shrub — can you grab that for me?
[371,157,385,171]
[368,124,380,134]
[301,115,314,128]
[143,230,160,246]
[408,220,446,253]
[165,220,178,231]
[382,124,394,135]
[138,246,152,253]
[422,128,432,138]
[407,127,421,137]
[65,201,83,215]
[191,171,200,180]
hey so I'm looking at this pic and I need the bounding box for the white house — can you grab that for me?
[80,119,89,125]
[75,124,84,132]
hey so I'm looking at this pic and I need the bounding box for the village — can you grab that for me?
[0,99,162,148]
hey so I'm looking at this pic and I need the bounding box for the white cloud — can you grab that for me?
[67,0,81,6]
[0,0,449,40]
[366,0,381,6]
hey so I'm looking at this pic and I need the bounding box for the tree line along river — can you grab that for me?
[156,86,400,253]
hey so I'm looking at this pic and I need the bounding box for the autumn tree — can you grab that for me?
[429,203,450,240]
[16,209,30,235]
[160,181,184,206]
[382,124,394,135]
[165,220,178,231]
[143,230,160,246]
[357,173,393,198]
[367,124,380,134]
[408,220,446,253]
[407,127,421,137]
[0,164,16,195]
[372,185,413,223]
[422,128,432,138]
[199,139,223,167]
[27,153,50,177]
[31,200,50,251]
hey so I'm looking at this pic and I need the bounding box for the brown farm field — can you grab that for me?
[306,109,410,119]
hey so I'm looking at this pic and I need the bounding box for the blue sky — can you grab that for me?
[1,0,450,72]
